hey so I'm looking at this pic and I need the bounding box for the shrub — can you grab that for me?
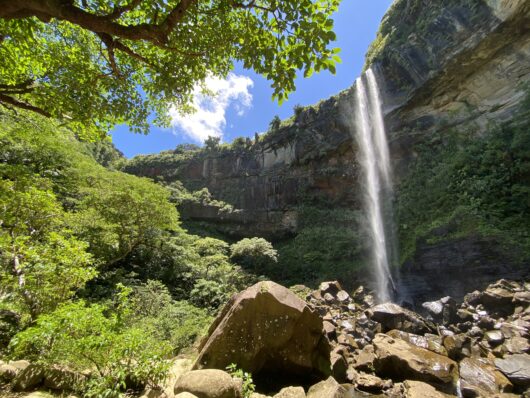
[204,136,221,152]
[396,119,530,262]
[10,297,172,397]
[226,364,255,398]
[131,280,212,354]
[230,238,278,273]
[293,104,304,118]
[268,115,281,131]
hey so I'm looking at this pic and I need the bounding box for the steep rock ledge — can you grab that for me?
[125,95,361,240]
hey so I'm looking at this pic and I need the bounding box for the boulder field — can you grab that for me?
[2,278,529,397]
[170,278,530,397]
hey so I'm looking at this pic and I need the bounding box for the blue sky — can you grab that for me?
[111,1,393,158]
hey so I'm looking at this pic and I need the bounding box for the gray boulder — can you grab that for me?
[495,354,530,388]
[306,377,348,398]
[367,303,434,335]
[422,296,456,325]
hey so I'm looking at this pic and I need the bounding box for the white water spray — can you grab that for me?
[354,68,395,303]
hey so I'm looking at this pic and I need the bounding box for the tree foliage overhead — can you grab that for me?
[0,0,341,139]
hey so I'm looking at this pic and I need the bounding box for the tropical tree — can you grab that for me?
[0,0,342,139]
[204,136,221,152]
[0,172,96,320]
[71,170,180,267]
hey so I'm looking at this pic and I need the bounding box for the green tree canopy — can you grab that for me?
[0,0,341,139]
[230,237,278,273]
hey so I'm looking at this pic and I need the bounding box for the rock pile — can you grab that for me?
[2,279,529,398]
[179,280,471,398]
[301,279,530,397]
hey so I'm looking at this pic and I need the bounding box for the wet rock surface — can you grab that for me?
[373,334,457,388]
[459,357,512,397]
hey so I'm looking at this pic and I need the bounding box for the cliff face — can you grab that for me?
[371,0,530,175]
[126,94,362,240]
[366,0,530,303]
[125,0,530,298]
[169,95,360,239]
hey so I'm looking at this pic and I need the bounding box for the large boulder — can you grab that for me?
[367,303,434,335]
[194,281,330,380]
[495,354,530,388]
[174,369,241,398]
[372,334,458,389]
[459,357,512,397]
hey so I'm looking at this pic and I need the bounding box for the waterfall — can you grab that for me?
[354,68,395,303]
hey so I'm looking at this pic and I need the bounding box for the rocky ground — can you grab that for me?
[1,279,529,398]
[305,279,530,397]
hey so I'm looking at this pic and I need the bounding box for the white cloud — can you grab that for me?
[169,73,253,143]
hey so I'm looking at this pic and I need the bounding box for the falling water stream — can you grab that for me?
[354,68,395,303]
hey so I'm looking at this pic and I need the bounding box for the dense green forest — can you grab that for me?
[0,112,284,395]
[0,0,345,395]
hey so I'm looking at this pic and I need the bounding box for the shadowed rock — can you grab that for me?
[367,303,434,334]
[193,281,330,383]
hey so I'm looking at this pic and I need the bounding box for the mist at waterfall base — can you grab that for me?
[350,68,397,303]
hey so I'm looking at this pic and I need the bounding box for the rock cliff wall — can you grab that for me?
[124,0,530,299]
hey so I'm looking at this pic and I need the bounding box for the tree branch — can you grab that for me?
[0,93,51,117]
[97,33,122,77]
[113,39,155,67]
[0,79,34,90]
[0,0,197,47]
